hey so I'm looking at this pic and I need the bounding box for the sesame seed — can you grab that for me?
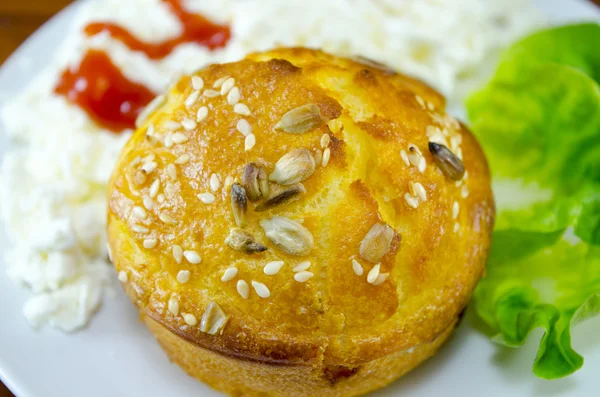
[143,238,157,249]
[461,185,469,198]
[415,95,425,108]
[142,195,154,210]
[132,206,147,220]
[221,267,238,282]
[408,147,421,167]
[352,259,364,276]
[203,89,219,98]
[196,106,208,122]
[149,180,160,198]
[400,150,410,166]
[427,102,435,111]
[198,192,216,204]
[159,213,178,225]
[172,245,183,264]
[183,250,201,264]
[452,201,459,219]
[237,280,249,299]
[373,273,389,286]
[320,134,331,148]
[224,176,234,188]
[157,194,165,203]
[191,76,204,90]
[130,156,141,167]
[210,173,220,191]
[322,148,331,167]
[292,261,311,272]
[185,90,200,108]
[181,118,197,131]
[134,170,147,185]
[132,224,149,234]
[450,136,461,151]
[251,281,271,298]
[418,157,426,173]
[456,147,463,160]
[213,76,229,88]
[164,132,174,148]
[314,149,323,165]
[183,313,198,326]
[244,134,256,151]
[412,182,427,202]
[172,132,189,144]
[166,164,177,181]
[146,123,155,137]
[455,180,463,187]
[168,296,179,316]
[175,154,190,165]
[143,153,155,163]
[454,222,460,233]
[107,243,113,262]
[141,162,157,173]
[164,120,181,131]
[294,271,314,283]
[233,103,251,116]
[367,264,381,284]
[464,171,469,180]
[165,182,175,198]
[118,271,128,282]
[227,87,240,105]
[404,193,419,209]
[236,119,252,137]
[264,261,285,275]
[177,270,191,283]
[220,77,235,95]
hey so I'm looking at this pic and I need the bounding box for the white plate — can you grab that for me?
[1,1,599,396]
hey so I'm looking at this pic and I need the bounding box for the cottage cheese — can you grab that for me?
[0,0,539,331]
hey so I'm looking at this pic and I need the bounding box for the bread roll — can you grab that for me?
[107,47,494,397]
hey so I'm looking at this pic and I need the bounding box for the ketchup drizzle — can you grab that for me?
[54,0,231,132]
[84,0,231,59]
[55,50,156,132]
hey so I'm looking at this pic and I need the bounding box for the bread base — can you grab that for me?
[144,315,457,397]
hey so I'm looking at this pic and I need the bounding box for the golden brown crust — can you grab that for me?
[107,47,494,390]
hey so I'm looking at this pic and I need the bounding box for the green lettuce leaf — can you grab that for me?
[467,23,600,379]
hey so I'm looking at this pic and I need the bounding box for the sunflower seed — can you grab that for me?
[254,183,305,212]
[242,163,269,202]
[260,216,314,256]
[237,280,250,299]
[230,183,248,227]
[269,148,315,185]
[359,223,395,263]
[218,267,236,282]
[200,301,229,335]
[274,104,322,134]
[225,228,267,253]
[428,142,465,180]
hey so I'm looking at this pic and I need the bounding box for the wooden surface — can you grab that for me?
[0,0,599,396]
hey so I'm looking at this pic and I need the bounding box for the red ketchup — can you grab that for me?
[55,0,231,132]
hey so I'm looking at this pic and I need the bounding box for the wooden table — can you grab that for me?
[0,0,599,396]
